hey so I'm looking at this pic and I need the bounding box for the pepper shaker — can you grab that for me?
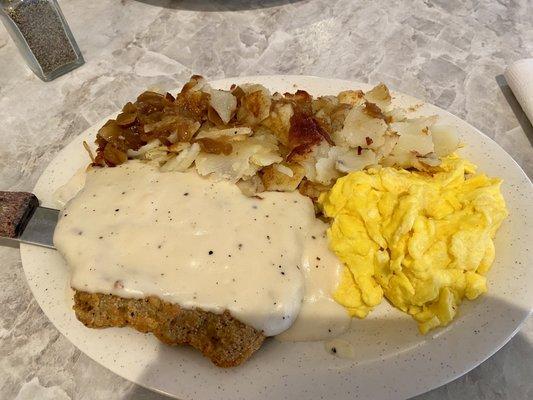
[0,0,84,81]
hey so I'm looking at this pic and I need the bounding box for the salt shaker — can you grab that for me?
[0,0,84,81]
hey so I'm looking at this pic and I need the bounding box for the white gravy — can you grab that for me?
[277,221,351,341]
[53,167,86,208]
[54,161,349,338]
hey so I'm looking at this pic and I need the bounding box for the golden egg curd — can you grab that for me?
[319,155,508,333]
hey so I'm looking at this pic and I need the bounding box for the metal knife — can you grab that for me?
[0,191,58,249]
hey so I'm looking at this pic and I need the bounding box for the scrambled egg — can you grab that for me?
[319,155,508,333]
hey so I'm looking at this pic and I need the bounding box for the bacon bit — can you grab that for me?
[284,90,313,114]
[365,137,373,146]
[230,83,236,90]
[287,111,334,160]
[286,143,315,160]
[195,138,233,155]
[289,110,334,147]
[284,90,312,103]
[289,112,323,147]
[363,101,386,120]
[294,90,312,100]
[114,280,124,289]
[315,116,333,137]
[357,146,362,155]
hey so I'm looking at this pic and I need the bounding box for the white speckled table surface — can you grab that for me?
[0,0,532,399]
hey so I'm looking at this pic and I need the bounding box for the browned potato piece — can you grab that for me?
[237,87,272,126]
[262,102,293,146]
[297,179,332,202]
[337,90,364,106]
[260,163,305,192]
[236,175,265,197]
[364,83,391,110]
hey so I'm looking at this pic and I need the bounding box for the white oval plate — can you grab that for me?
[21,76,532,400]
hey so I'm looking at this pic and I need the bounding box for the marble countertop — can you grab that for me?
[0,0,531,399]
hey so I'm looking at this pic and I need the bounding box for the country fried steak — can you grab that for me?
[73,291,265,367]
